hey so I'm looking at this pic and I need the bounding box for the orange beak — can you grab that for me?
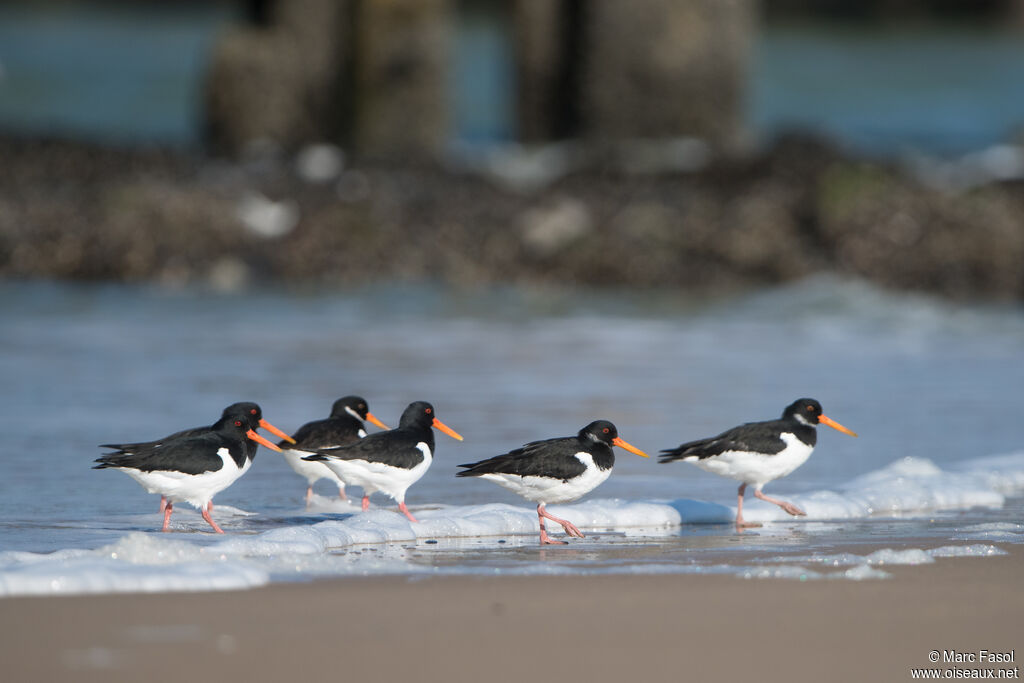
[431,417,463,441]
[247,428,283,452]
[612,436,649,458]
[819,414,858,437]
[366,412,390,430]
[259,418,296,444]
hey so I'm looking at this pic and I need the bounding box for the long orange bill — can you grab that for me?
[366,412,390,430]
[431,417,464,441]
[247,428,283,452]
[819,414,858,437]
[259,418,296,444]
[612,436,650,458]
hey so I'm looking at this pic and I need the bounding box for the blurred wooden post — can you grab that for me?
[581,0,753,150]
[349,0,452,157]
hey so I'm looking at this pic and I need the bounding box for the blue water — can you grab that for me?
[1,278,1023,592]
[751,25,1024,156]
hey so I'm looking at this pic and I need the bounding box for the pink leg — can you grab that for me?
[735,483,762,528]
[161,501,173,532]
[537,508,566,545]
[361,495,370,511]
[538,503,583,543]
[337,485,347,502]
[305,485,313,506]
[158,496,167,513]
[754,488,806,517]
[201,505,225,534]
[398,501,419,523]
[206,501,214,513]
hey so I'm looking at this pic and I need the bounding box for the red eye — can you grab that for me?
[806,405,814,411]
[250,409,257,414]
[235,420,242,427]
[426,408,432,414]
[603,428,609,433]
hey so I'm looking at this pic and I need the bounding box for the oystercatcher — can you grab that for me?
[658,398,857,527]
[99,402,294,513]
[95,404,285,533]
[303,401,462,522]
[278,395,390,504]
[456,420,649,545]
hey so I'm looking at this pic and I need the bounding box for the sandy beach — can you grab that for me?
[2,541,1020,683]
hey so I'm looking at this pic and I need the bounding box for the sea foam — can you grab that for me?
[1,453,1022,596]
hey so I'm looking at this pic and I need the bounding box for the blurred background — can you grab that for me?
[0,0,1022,298]
[2,0,1024,544]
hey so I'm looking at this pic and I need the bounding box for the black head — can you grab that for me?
[219,402,296,444]
[783,398,858,436]
[218,402,263,430]
[397,401,463,440]
[783,398,823,426]
[579,420,618,446]
[578,420,649,457]
[330,395,369,421]
[399,401,436,430]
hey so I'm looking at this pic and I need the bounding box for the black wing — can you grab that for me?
[99,425,208,452]
[457,436,589,480]
[306,429,427,469]
[658,419,790,463]
[94,432,230,475]
[284,417,361,450]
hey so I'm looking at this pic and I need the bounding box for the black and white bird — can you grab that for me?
[456,420,649,545]
[94,404,285,533]
[303,401,462,522]
[99,402,294,514]
[278,396,390,505]
[658,398,857,527]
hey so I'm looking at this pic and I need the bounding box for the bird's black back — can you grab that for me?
[99,402,263,459]
[305,401,437,470]
[94,418,252,474]
[282,414,363,450]
[458,421,617,481]
[658,413,817,463]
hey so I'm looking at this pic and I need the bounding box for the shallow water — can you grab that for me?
[1,277,1023,594]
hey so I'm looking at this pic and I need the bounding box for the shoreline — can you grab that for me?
[3,542,1021,683]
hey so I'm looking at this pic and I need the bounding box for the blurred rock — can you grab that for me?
[520,197,593,256]
[236,192,299,238]
[295,143,345,184]
[1,135,1023,301]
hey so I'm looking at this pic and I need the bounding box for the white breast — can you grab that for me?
[320,443,432,503]
[121,447,248,509]
[479,452,612,505]
[685,433,814,489]
[281,448,343,486]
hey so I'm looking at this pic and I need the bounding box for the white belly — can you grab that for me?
[121,448,248,509]
[320,443,432,503]
[686,433,814,489]
[479,453,612,505]
[282,448,345,488]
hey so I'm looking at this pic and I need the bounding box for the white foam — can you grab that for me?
[1,453,1021,595]
[0,534,268,596]
[719,454,1024,524]
[927,544,1008,558]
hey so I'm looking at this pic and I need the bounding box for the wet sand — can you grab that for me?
[2,543,1021,683]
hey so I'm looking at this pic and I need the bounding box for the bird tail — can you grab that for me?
[657,447,689,464]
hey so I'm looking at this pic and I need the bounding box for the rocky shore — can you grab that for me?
[2,134,1022,300]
